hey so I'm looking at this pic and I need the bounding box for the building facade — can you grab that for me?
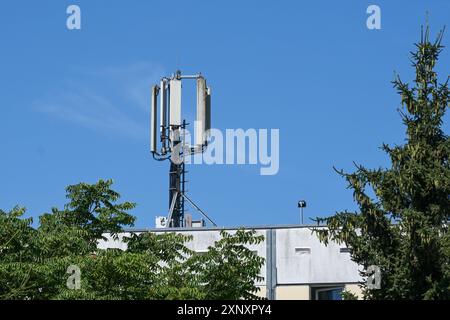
[98,225,363,300]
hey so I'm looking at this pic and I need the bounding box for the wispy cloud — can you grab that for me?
[35,62,164,140]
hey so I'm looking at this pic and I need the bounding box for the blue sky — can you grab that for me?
[0,1,449,228]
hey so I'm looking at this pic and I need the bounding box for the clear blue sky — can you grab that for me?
[1,1,449,228]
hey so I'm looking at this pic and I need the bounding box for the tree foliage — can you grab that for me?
[0,179,264,300]
[314,27,450,299]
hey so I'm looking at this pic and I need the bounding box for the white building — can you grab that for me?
[98,224,363,300]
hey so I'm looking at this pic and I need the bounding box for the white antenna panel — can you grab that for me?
[150,85,158,153]
[205,86,211,136]
[169,79,182,126]
[196,77,207,146]
[160,80,167,134]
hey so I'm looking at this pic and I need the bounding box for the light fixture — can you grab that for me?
[298,200,307,224]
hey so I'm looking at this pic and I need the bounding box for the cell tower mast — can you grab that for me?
[150,70,215,228]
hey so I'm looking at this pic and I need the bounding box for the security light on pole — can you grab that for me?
[298,200,307,224]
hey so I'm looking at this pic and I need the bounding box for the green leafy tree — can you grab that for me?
[37,179,137,255]
[314,27,449,300]
[0,207,38,299]
[125,229,265,300]
[0,180,265,300]
[192,230,265,300]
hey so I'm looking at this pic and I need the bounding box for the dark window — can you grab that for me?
[311,286,344,300]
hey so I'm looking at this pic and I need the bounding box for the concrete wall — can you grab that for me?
[276,285,310,300]
[275,228,361,284]
[97,225,363,300]
[179,229,267,286]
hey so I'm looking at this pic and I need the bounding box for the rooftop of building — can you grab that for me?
[124,223,325,233]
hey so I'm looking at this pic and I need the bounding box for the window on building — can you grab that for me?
[310,286,344,300]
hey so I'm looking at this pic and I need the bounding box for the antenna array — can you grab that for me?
[150,70,215,228]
